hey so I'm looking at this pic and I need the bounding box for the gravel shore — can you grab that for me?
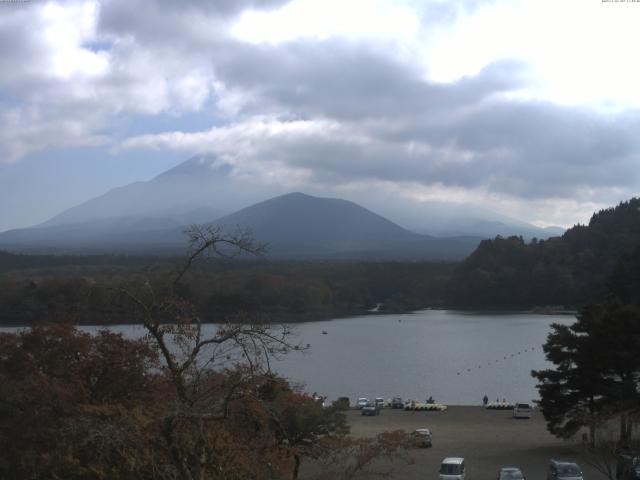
[305,406,601,480]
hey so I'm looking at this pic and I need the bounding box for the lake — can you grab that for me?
[0,310,574,406]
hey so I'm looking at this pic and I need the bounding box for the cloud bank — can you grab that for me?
[2,0,640,228]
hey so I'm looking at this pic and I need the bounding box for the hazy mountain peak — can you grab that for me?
[36,156,242,228]
[10,156,564,248]
[278,191,311,199]
[154,155,232,180]
[259,191,353,207]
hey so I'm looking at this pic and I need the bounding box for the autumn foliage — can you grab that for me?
[0,227,412,479]
[0,324,161,478]
[0,324,355,479]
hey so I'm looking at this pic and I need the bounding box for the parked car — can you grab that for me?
[617,454,640,480]
[411,428,432,448]
[356,397,369,409]
[547,460,584,480]
[498,467,526,480]
[513,403,532,419]
[361,401,380,416]
[391,396,404,409]
[439,457,465,480]
[375,397,385,409]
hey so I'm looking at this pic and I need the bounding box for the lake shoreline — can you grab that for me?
[0,306,578,328]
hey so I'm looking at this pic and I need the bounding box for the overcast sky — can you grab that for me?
[1,0,640,232]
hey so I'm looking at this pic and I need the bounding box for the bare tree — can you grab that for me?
[108,225,412,480]
[115,225,301,480]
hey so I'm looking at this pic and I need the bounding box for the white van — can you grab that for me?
[513,403,532,419]
[440,457,466,480]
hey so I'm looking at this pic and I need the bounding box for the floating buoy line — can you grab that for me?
[455,346,537,376]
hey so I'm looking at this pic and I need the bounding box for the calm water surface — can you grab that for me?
[1,310,574,405]
[273,310,574,405]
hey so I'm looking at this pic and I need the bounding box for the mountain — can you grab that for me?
[0,192,482,260]
[0,155,562,256]
[215,192,415,244]
[40,156,242,228]
[356,193,566,239]
[447,197,640,308]
[28,156,559,239]
[210,192,482,259]
[543,226,566,236]
[432,219,562,240]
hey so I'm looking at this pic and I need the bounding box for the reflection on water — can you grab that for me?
[0,310,574,405]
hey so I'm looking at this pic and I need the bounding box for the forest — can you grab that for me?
[0,254,453,326]
[1,197,639,325]
[447,198,640,308]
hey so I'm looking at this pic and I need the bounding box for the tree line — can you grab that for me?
[0,256,454,326]
[447,198,640,308]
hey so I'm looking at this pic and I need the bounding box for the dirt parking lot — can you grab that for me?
[305,406,602,480]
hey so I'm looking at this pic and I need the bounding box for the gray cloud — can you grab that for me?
[199,35,640,201]
[97,0,290,53]
[213,40,524,121]
[1,0,639,227]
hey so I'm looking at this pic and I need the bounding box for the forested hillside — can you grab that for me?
[0,259,454,325]
[3,197,638,322]
[447,198,640,308]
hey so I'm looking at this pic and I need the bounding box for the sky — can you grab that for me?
[1,0,640,232]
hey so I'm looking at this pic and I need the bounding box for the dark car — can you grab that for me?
[498,467,526,480]
[361,401,380,416]
[547,460,584,480]
[391,396,404,409]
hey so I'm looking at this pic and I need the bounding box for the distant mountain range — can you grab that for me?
[0,192,482,260]
[0,155,564,260]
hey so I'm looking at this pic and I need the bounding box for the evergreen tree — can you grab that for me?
[533,300,640,444]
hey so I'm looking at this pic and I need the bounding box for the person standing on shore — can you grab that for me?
[483,394,488,407]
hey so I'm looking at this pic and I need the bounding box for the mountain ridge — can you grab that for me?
[0,156,566,259]
[0,191,483,260]
[18,156,563,240]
